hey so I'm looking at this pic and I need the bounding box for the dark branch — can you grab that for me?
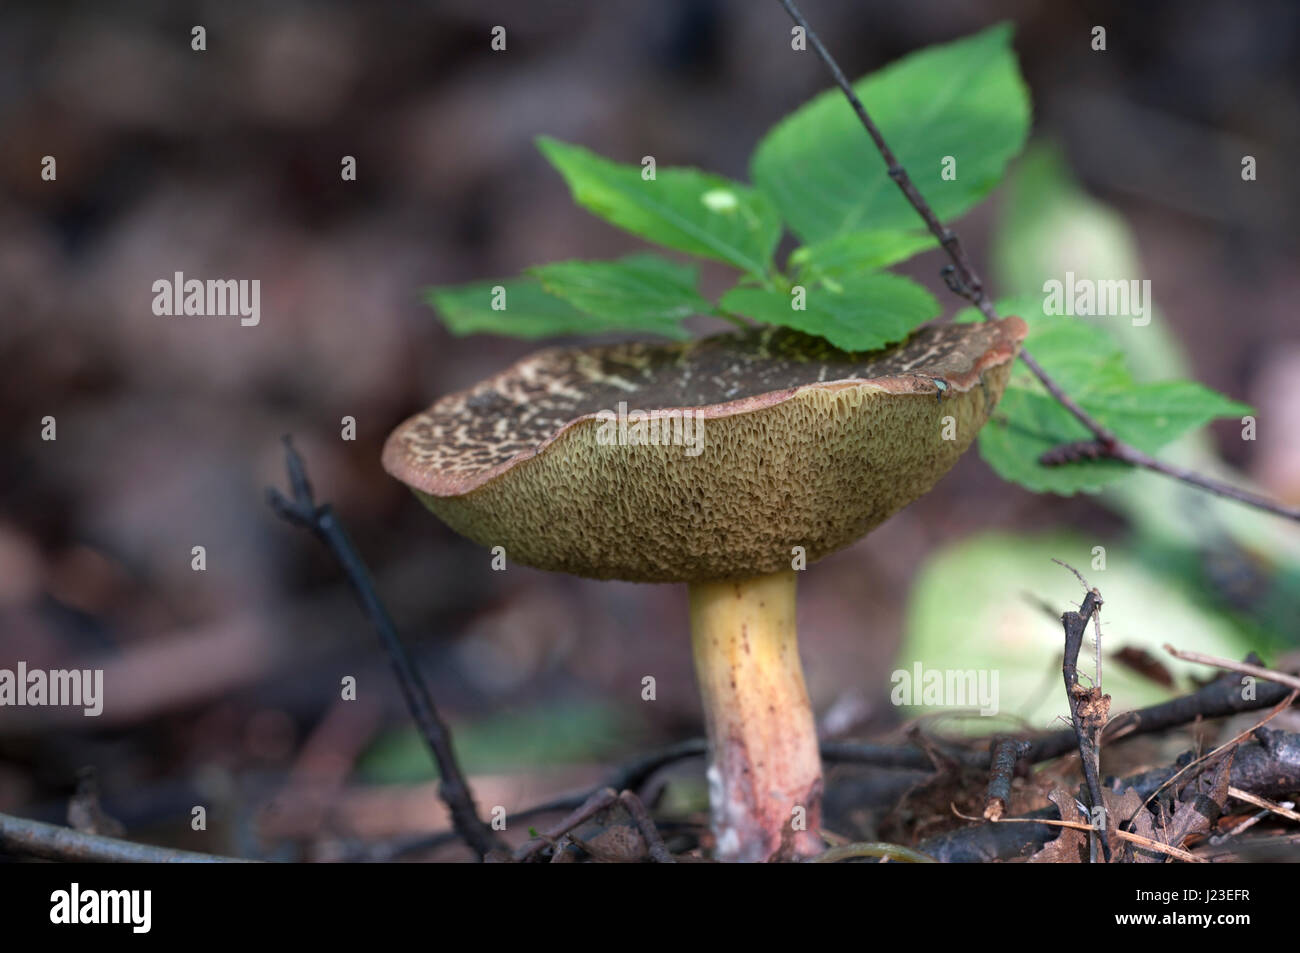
[1042,439,1300,521]
[619,790,677,863]
[1059,585,1110,861]
[777,0,1298,523]
[984,737,1030,821]
[267,436,506,860]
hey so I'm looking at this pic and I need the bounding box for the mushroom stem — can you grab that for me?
[688,570,823,862]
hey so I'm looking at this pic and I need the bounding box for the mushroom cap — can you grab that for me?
[383,317,1026,583]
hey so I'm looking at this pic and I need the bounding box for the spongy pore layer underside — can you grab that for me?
[384,318,1026,582]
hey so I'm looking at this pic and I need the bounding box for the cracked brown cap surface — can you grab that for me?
[383,316,1027,582]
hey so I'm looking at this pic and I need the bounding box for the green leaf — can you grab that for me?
[529,254,708,333]
[957,301,1129,396]
[977,304,1252,494]
[537,137,783,278]
[902,532,1254,730]
[425,277,684,340]
[789,229,937,284]
[991,148,1300,571]
[751,23,1030,242]
[991,145,1187,383]
[719,273,938,352]
[358,701,639,781]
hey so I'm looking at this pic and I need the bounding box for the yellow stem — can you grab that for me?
[688,570,823,862]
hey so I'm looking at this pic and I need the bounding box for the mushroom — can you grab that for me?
[383,316,1027,862]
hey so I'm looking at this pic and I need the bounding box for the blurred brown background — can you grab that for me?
[1,0,1297,858]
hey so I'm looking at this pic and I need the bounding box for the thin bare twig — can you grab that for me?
[618,790,677,863]
[952,806,1204,863]
[776,0,1300,523]
[1228,787,1300,823]
[1210,805,1274,844]
[1052,558,1103,690]
[1136,689,1299,822]
[470,738,710,825]
[267,436,505,861]
[1162,644,1300,693]
[0,810,253,863]
[1046,440,1300,520]
[513,788,619,862]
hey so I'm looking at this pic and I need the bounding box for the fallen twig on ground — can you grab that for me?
[513,788,619,862]
[0,810,253,863]
[984,737,1031,821]
[1161,645,1300,693]
[619,790,676,863]
[1227,787,1300,823]
[952,807,1204,863]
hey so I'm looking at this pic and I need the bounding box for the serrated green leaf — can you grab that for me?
[977,306,1252,494]
[960,298,1128,397]
[751,23,1030,242]
[537,137,783,278]
[789,229,937,284]
[529,254,707,333]
[719,273,938,352]
[425,277,685,340]
[981,389,1136,493]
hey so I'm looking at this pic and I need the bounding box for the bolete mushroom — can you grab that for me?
[383,316,1026,862]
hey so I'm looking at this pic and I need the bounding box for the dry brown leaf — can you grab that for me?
[1029,785,1164,863]
[1108,786,1161,863]
[1163,747,1236,848]
[1027,789,1091,863]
